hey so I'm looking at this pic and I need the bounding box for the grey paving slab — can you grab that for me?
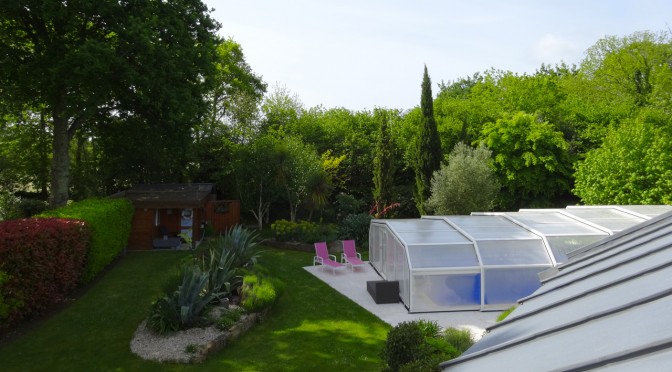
[304,263,499,340]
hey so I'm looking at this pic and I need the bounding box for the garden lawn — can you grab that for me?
[0,248,390,371]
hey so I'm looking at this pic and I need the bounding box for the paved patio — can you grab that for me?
[304,262,499,340]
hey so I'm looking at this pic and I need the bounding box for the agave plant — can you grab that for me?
[205,247,239,303]
[175,265,214,328]
[207,225,263,269]
[223,225,263,268]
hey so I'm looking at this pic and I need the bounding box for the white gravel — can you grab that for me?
[130,320,227,363]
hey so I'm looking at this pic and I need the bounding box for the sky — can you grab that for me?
[204,0,671,111]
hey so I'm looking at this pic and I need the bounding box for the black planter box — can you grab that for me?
[367,280,399,304]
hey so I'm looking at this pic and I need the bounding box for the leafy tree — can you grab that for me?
[574,109,672,204]
[415,65,442,214]
[200,39,267,143]
[232,135,279,229]
[435,73,494,152]
[564,31,672,149]
[329,109,378,201]
[0,0,221,206]
[426,143,499,215]
[188,38,266,192]
[260,85,303,133]
[0,109,51,198]
[272,136,323,222]
[581,31,671,109]
[372,108,396,214]
[480,112,573,209]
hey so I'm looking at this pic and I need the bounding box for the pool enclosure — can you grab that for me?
[368,205,671,312]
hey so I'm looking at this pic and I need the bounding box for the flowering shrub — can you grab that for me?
[38,198,134,283]
[0,218,90,327]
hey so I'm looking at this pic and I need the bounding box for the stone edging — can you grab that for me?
[191,309,268,363]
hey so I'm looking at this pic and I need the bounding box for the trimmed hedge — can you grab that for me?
[38,198,134,283]
[0,218,90,327]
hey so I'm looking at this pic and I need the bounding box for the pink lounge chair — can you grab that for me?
[341,240,367,271]
[314,242,345,274]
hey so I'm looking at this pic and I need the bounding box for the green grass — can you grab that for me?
[0,248,390,371]
[496,306,517,322]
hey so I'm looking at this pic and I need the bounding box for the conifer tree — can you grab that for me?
[372,109,395,215]
[415,65,442,214]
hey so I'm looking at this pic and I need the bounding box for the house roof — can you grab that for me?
[440,208,672,371]
[113,183,215,208]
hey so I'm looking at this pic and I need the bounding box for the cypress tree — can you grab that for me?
[415,65,442,215]
[372,109,395,215]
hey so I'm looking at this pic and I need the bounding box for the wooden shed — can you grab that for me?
[114,183,240,250]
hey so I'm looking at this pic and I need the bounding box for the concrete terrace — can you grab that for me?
[304,263,499,340]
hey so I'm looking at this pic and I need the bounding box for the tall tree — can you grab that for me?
[415,65,442,214]
[372,108,395,215]
[564,31,672,149]
[197,38,266,145]
[0,0,221,206]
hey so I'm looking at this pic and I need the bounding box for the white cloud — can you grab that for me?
[532,34,582,65]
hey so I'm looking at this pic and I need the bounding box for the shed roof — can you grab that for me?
[113,183,215,208]
[440,209,672,371]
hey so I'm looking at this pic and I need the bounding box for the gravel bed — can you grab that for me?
[130,320,227,363]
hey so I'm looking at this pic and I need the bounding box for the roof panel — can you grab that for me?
[387,219,453,232]
[408,244,478,268]
[400,230,470,245]
[617,205,672,217]
[444,215,516,228]
[477,240,551,265]
[507,212,608,235]
[563,207,646,232]
[446,296,672,371]
[440,210,672,371]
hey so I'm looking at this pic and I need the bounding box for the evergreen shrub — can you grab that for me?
[381,321,475,371]
[338,213,372,246]
[381,320,429,371]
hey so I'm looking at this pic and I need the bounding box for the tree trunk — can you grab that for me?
[50,114,70,208]
[38,111,50,198]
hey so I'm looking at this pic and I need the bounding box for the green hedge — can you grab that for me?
[38,198,134,283]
